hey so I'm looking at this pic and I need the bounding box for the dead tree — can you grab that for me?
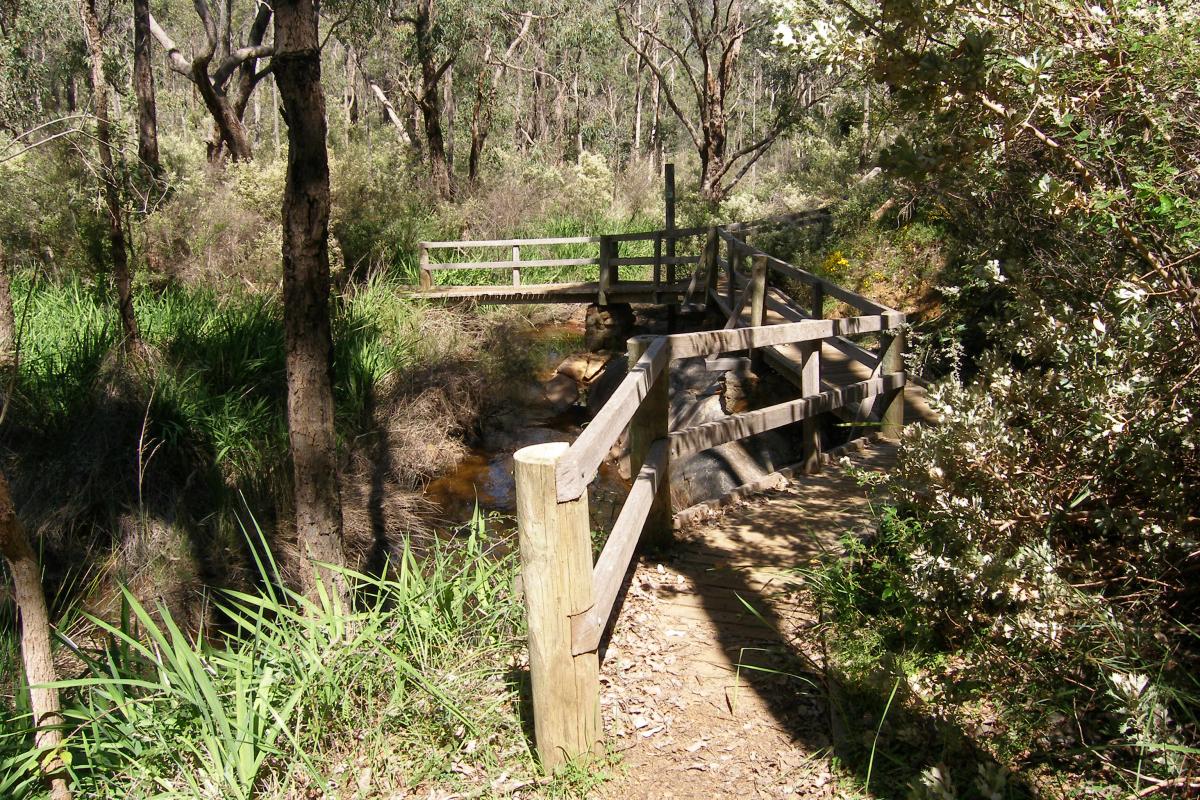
[149,1,274,161]
[273,0,350,605]
[0,470,72,800]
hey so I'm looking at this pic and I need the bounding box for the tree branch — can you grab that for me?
[213,44,275,88]
[147,14,195,78]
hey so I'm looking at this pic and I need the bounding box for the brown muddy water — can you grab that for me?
[423,321,630,533]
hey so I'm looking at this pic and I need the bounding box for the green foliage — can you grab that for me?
[786,0,1200,790]
[0,512,543,799]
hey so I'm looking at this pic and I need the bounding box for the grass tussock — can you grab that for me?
[0,512,561,799]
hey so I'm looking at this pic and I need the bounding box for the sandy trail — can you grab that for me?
[596,444,897,799]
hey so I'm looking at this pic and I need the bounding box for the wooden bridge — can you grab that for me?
[406,208,933,771]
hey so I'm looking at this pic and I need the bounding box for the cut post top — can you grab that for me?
[514,441,570,468]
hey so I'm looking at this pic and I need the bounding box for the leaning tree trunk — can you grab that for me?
[273,0,349,606]
[0,470,72,800]
[132,0,161,180]
[80,0,140,351]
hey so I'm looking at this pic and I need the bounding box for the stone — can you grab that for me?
[542,372,580,413]
[584,303,636,352]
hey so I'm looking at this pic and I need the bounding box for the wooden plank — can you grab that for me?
[611,256,696,267]
[423,235,599,248]
[668,373,906,459]
[555,336,670,502]
[652,234,662,304]
[512,244,521,286]
[404,281,691,305]
[428,257,600,271]
[717,232,894,315]
[514,442,602,768]
[722,283,751,329]
[763,292,879,368]
[627,338,671,550]
[606,225,705,242]
[571,440,668,656]
[665,165,678,329]
[667,313,903,360]
[769,260,891,315]
[702,227,719,314]
[597,236,612,305]
[704,356,749,371]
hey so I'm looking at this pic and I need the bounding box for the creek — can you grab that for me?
[423,320,630,532]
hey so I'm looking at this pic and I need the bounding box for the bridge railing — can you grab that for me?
[418,226,707,302]
[512,235,907,766]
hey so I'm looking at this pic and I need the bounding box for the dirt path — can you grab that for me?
[596,443,897,799]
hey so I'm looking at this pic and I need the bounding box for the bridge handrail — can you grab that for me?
[512,227,907,764]
[439,214,909,768]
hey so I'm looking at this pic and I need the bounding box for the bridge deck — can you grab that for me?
[403,280,690,305]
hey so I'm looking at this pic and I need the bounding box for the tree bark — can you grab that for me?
[273,0,349,606]
[0,470,72,800]
[132,0,162,179]
[409,0,454,199]
[80,0,140,351]
[0,244,16,370]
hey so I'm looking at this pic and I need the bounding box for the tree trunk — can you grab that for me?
[274,0,349,606]
[421,97,453,199]
[443,62,455,170]
[468,70,489,184]
[132,0,161,180]
[0,244,16,370]
[80,0,139,351]
[0,470,72,800]
[410,0,453,199]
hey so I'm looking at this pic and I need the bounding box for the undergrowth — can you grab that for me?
[0,510,575,798]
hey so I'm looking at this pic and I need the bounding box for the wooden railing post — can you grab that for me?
[513,442,602,770]
[512,244,521,286]
[811,281,825,320]
[652,233,663,304]
[702,226,719,314]
[747,254,768,360]
[799,340,821,472]
[419,244,432,290]
[880,326,906,439]
[727,236,744,308]
[626,335,672,550]
[598,235,613,305]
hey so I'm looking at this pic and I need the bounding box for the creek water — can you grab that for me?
[423,322,630,532]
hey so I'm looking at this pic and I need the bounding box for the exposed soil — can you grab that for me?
[595,444,896,799]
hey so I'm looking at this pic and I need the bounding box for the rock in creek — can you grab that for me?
[585,303,636,352]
